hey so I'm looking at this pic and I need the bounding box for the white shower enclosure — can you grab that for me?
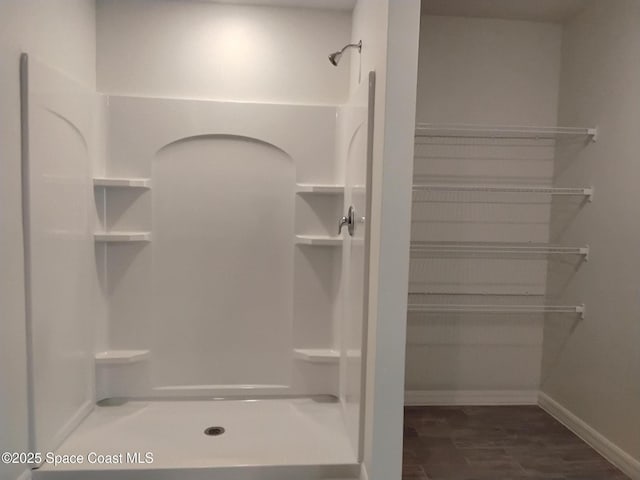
[21,51,375,478]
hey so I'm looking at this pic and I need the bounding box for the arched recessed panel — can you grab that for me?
[44,107,90,152]
[151,135,295,388]
[347,122,367,188]
[158,133,290,158]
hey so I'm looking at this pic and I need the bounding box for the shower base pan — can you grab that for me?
[34,397,359,480]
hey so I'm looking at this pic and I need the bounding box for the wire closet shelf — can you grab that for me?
[410,123,595,321]
[407,304,585,319]
[414,123,598,141]
[410,242,589,259]
[412,184,594,200]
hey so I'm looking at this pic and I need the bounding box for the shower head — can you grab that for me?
[328,51,342,66]
[328,40,362,66]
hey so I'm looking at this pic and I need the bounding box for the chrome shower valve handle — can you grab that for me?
[338,215,349,234]
[338,206,356,236]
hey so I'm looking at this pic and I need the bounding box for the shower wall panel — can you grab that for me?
[336,75,371,458]
[152,136,294,387]
[22,56,98,453]
[99,96,340,398]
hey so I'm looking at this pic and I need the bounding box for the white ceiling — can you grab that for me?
[189,0,356,11]
[421,0,588,23]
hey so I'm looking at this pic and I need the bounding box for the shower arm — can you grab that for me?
[328,40,362,66]
[338,41,362,56]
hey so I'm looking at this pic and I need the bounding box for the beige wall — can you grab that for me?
[0,2,96,479]
[543,0,640,468]
[416,16,562,125]
[97,0,351,104]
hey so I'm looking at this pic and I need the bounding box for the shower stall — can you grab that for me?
[3,1,422,479]
[20,55,370,479]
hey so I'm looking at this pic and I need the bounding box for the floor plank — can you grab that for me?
[403,406,629,480]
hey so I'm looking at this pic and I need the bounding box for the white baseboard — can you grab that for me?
[359,464,368,480]
[405,389,538,406]
[539,392,640,480]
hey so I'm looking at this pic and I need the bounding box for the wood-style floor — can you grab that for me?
[403,406,629,480]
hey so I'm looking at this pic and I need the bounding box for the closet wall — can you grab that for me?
[542,0,640,467]
[406,15,564,402]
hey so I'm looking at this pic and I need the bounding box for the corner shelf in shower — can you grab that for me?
[94,232,151,243]
[293,348,339,364]
[295,235,342,246]
[296,184,344,194]
[95,350,150,365]
[93,177,151,188]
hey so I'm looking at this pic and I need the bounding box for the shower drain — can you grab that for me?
[204,426,225,436]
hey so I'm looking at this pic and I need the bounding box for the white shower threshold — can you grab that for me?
[34,397,359,480]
